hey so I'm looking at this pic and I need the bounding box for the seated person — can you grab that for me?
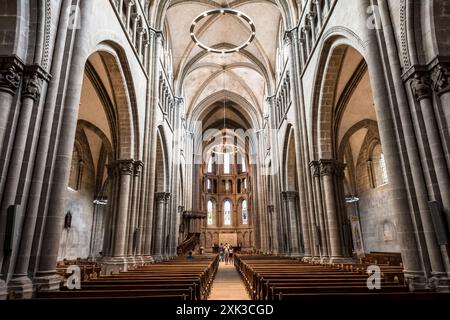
[186,251,194,260]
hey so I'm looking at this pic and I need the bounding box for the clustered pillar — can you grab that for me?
[101,159,144,275]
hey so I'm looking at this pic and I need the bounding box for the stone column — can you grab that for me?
[411,73,450,216]
[335,162,352,257]
[320,160,346,261]
[0,56,23,300]
[163,192,172,259]
[280,192,290,254]
[125,0,135,31]
[0,66,48,277]
[313,0,323,27]
[0,56,23,156]
[302,26,311,55]
[433,65,450,161]
[284,191,302,257]
[267,205,276,252]
[127,161,143,258]
[310,161,329,260]
[103,163,119,257]
[131,14,140,45]
[112,160,133,257]
[153,192,166,260]
[101,160,134,274]
[359,0,426,288]
[142,31,163,262]
[306,13,316,44]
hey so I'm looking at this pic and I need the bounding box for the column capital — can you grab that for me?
[117,159,134,175]
[164,192,172,204]
[174,96,184,107]
[301,25,311,33]
[309,160,321,178]
[155,192,166,203]
[0,55,24,95]
[265,94,276,106]
[283,27,299,45]
[133,160,144,176]
[410,72,432,101]
[319,159,336,177]
[284,191,298,201]
[22,65,51,101]
[306,11,317,21]
[131,12,140,21]
[432,63,450,95]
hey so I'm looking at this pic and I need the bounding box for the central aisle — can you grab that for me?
[208,262,250,300]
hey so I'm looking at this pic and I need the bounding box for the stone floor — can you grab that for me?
[208,261,250,300]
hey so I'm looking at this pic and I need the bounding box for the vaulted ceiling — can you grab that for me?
[164,0,282,129]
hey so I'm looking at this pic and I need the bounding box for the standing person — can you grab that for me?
[219,243,224,262]
[224,245,230,265]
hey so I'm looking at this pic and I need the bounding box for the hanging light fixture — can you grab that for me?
[209,70,239,155]
[190,8,256,54]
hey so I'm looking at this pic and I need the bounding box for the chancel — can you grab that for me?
[0,0,449,303]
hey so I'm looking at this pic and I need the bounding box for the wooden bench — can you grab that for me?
[37,255,219,300]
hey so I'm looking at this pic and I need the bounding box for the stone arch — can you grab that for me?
[337,119,379,161]
[93,45,139,160]
[310,29,368,160]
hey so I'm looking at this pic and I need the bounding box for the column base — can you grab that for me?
[153,254,164,262]
[404,271,428,291]
[33,273,62,292]
[126,256,137,269]
[100,256,129,275]
[428,274,450,292]
[0,279,7,300]
[320,257,330,264]
[7,276,34,299]
[301,256,312,262]
[310,257,322,263]
[142,255,155,265]
[133,255,145,266]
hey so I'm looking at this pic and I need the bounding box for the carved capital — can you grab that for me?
[131,13,140,21]
[133,160,144,176]
[21,65,50,101]
[155,192,166,203]
[432,64,450,95]
[284,28,298,46]
[410,72,432,101]
[164,192,172,204]
[174,96,184,106]
[284,191,298,201]
[309,161,320,178]
[307,11,317,21]
[319,159,336,177]
[117,159,134,175]
[0,56,24,94]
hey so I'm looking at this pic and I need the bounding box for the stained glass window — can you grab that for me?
[242,200,248,225]
[207,200,213,225]
[224,200,231,225]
